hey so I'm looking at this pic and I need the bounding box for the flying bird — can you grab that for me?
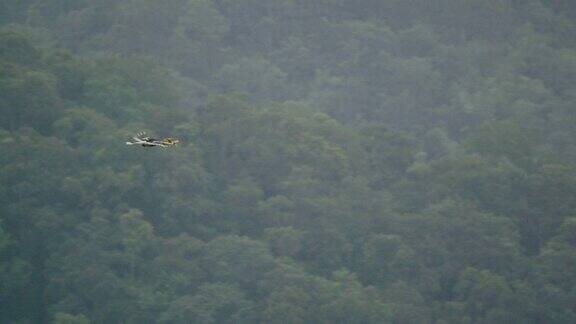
[126,132,180,147]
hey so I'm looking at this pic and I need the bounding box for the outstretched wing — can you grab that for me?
[145,140,168,147]
[127,132,154,146]
[133,132,150,141]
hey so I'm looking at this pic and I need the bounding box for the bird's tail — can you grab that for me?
[126,142,135,145]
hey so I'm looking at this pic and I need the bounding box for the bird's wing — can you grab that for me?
[149,140,167,147]
[133,132,151,141]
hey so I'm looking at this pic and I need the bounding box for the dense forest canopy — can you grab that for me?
[1,0,576,323]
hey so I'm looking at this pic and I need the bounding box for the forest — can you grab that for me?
[1,0,576,323]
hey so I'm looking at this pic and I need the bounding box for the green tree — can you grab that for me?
[160,283,255,324]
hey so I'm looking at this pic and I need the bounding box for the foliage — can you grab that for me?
[1,1,576,322]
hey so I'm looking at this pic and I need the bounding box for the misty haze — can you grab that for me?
[1,1,576,323]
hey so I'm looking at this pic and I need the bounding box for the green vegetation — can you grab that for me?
[1,1,576,323]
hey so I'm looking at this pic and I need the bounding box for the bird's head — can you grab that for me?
[162,138,180,146]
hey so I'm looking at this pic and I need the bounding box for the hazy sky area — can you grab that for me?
[1,1,576,323]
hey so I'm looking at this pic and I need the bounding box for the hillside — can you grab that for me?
[1,1,576,323]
